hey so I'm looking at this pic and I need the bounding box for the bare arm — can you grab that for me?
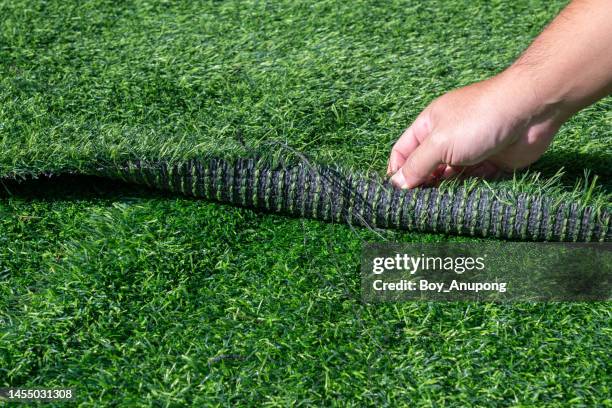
[388,0,612,189]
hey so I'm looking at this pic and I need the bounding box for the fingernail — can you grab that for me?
[387,159,398,176]
[391,170,408,189]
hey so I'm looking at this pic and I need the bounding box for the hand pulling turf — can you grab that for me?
[90,157,610,242]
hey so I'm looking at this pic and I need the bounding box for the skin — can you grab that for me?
[388,0,612,189]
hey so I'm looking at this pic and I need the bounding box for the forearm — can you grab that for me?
[501,0,612,119]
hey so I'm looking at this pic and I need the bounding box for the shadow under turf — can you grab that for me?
[0,174,172,201]
[1,148,609,202]
[531,150,611,190]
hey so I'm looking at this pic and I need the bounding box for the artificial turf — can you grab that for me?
[0,0,610,406]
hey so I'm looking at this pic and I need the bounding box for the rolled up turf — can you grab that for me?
[91,157,610,242]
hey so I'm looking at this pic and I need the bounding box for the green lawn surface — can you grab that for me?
[0,0,610,406]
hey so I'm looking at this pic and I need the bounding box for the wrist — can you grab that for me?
[496,65,576,125]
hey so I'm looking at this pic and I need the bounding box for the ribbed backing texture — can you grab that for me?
[103,158,611,242]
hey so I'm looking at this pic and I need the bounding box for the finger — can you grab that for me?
[391,136,444,189]
[387,125,418,175]
[462,161,500,179]
[437,164,460,180]
[387,148,406,176]
[388,115,431,175]
[421,164,449,186]
[433,164,448,178]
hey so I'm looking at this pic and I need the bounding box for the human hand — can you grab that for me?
[387,71,570,189]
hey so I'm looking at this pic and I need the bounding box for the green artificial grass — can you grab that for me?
[0,0,610,406]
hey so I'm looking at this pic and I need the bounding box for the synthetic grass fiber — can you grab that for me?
[0,0,610,406]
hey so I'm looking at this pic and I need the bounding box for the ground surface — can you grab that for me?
[0,0,610,406]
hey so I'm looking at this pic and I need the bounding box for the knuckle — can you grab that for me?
[431,133,457,165]
[390,145,403,160]
[429,133,449,152]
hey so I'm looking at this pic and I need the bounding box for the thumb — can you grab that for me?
[391,136,445,189]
